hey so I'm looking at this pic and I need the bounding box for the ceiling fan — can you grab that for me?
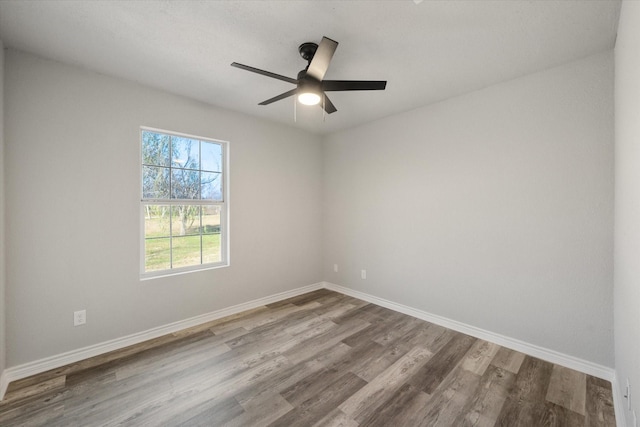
[231,36,387,114]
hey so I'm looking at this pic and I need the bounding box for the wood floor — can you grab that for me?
[0,289,615,426]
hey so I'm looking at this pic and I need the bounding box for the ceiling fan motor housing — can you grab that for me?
[298,42,318,62]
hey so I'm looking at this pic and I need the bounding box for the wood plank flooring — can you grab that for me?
[0,289,616,426]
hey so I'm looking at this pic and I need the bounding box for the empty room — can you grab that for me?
[0,0,638,426]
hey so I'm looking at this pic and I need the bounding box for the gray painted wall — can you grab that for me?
[615,1,640,424]
[323,51,614,367]
[4,50,323,366]
[0,41,6,379]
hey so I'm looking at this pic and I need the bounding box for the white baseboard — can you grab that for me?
[0,282,323,400]
[612,374,628,427]
[0,370,9,402]
[323,282,615,382]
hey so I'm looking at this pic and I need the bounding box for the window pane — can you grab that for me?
[144,205,171,238]
[143,166,170,199]
[144,206,171,271]
[172,236,202,269]
[202,205,221,234]
[201,172,222,201]
[142,131,170,167]
[145,237,171,271]
[201,141,222,172]
[171,205,201,237]
[203,234,221,264]
[171,136,200,169]
[171,168,200,199]
[202,205,221,264]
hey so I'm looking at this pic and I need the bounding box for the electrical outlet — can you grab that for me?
[333,264,338,273]
[74,310,86,326]
[361,269,367,279]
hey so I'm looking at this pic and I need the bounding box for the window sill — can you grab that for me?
[140,262,229,281]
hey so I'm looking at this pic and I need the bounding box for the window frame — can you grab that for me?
[139,126,229,279]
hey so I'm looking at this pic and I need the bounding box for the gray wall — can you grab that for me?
[323,51,614,367]
[0,40,5,379]
[4,50,323,366]
[615,1,640,423]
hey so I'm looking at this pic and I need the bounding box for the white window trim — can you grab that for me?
[139,126,230,280]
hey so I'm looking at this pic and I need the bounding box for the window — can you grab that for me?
[141,128,228,278]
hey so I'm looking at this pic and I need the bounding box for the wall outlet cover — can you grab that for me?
[74,310,86,326]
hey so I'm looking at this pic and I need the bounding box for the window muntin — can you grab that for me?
[141,128,227,278]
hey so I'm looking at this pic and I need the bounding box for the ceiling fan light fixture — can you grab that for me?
[298,91,321,106]
[297,76,322,106]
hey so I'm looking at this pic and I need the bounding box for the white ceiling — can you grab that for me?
[0,0,621,135]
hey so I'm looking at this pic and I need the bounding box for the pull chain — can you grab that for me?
[322,94,326,122]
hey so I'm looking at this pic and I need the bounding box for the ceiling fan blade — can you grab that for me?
[321,94,337,114]
[258,88,298,105]
[231,62,297,85]
[306,37,338,81]
[323,80,387,91]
